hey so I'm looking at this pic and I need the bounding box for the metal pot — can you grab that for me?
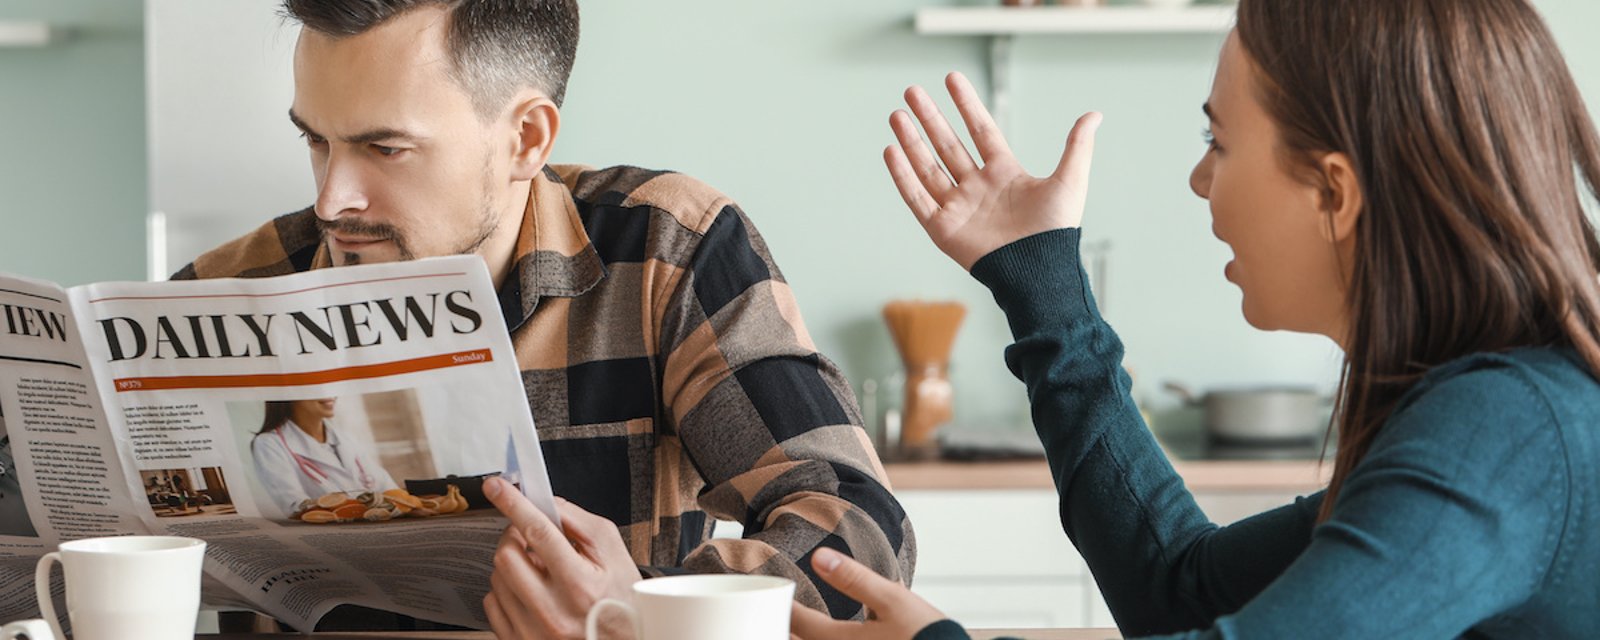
[1164,383,1327,443]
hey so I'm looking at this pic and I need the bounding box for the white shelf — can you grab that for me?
[0,22,59,47]
[915,6,1236,35]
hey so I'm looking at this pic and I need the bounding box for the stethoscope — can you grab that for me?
[275,426,374,490]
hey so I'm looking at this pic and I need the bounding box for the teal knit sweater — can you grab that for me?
[915,229,1600,639]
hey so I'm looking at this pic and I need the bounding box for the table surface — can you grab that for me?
[201,630,1120,639]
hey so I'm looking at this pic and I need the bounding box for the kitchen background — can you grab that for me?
[4,0,1600,441]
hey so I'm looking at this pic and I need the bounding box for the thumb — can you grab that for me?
[1051,111,1103,188]
[809,548,901,612]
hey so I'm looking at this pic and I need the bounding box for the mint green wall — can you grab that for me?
[556,0,1600,433]
[0,1,145,287]
[2,1,1597,434]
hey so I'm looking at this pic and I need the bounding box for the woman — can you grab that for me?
[793,0,1600,638]
[250,397,397,516]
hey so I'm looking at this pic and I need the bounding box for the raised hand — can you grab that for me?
[884,72,1102,271]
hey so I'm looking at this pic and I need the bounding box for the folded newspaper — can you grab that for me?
[0,256,556,631]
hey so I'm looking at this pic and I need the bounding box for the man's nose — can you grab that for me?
[315,151,369,221]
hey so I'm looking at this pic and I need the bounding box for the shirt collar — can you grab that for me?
[500,166,605,332]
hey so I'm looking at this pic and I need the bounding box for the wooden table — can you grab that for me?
[200,630,1120,639]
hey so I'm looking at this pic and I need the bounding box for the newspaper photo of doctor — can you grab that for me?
[228,387,517,524]
[0,407,39,537]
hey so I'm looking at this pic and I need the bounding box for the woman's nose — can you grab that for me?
[1189,153,1213,200]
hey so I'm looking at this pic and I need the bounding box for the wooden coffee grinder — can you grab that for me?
[882,300,966,460]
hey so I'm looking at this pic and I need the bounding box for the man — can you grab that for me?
[176,0,914,635]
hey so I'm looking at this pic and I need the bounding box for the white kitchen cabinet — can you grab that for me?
[897,489,1090,628]
[896,484,1306,631]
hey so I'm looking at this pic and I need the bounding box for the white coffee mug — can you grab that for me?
[1,619,56,640]
[33,536,207,640]
[584,574,794,640]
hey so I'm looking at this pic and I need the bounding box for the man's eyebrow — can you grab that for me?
[288,109,320,138]
[287,109,421,145]
[1202,102,1223,128]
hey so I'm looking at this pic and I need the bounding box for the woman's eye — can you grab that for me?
[1202,127,1218,150]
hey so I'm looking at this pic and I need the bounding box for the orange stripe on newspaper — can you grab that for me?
[111,349,492,392]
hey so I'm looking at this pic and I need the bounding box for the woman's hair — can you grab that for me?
[258,401,297,436]
[1234,0,1600,520]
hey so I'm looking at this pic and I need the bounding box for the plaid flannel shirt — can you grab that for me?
[175,164,915,620]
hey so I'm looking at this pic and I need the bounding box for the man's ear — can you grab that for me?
[1316,151,1363,243]
[507,93,561,182]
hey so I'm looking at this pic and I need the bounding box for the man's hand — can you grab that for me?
[790,548,948,640]
[482,477,641,639]
[884,71,1102,271]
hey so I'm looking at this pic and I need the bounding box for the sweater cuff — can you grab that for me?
[969,228,1097,333]
[913,619,974,640]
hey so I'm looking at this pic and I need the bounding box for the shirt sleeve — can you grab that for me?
[251,432,310,516]
[655,205,915,620]
[971,229,1567,639]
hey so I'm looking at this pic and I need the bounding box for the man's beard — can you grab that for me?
[317,183,501,265]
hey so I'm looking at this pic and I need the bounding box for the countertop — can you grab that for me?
[885,458,1329,492]
[887,404,1333,493]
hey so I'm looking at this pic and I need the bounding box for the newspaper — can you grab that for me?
[0,256,556,631]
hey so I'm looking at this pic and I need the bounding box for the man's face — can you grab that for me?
[290,6,516,266]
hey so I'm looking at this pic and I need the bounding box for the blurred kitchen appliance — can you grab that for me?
[1164,382,1327,444]
[883,301,966,460]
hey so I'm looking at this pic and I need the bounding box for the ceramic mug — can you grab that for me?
[31,536,207,640]
[0,619,54,640]
[584,574,794,640]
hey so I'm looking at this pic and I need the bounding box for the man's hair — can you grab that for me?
[282,0,580,114]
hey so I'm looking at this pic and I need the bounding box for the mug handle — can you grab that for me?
[1,619,58,640]
[33,552,64,640]
[585,598,639,640]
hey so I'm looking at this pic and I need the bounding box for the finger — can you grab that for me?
[945,72,1014,165]
[889,109,955,198]
[485,476,550,532]
[884,145,940,224]
[904,84,981,179]
[1051,112,1104,188]
[809,548,907,613]
[497,525,548,573]
[790,601,854,639]
[490,551,564,635]
[554,498,631,562]
[483,592,518,639]
[487,478,587,581]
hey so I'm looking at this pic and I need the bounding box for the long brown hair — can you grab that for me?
[1234,0,1600,520]
[258,401,297,436]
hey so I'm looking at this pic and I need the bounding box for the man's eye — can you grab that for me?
[299,132,327,146]
[372,144,402,157]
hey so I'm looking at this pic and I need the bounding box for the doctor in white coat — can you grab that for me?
[250,398,398,516]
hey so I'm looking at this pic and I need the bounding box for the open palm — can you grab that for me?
[885,72,1102,270]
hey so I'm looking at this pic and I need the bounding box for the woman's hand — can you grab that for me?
[885,72,1102,271]
[790,548,948,640]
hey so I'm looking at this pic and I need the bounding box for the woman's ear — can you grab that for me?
[1317,151,1363,243]
[507,94,561,182]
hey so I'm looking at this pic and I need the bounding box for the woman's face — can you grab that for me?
[1189,33,1351,341]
